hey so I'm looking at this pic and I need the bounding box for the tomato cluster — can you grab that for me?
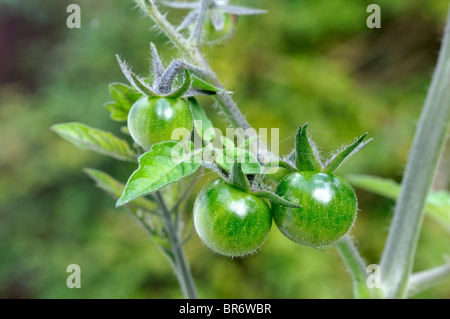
[193,124,368,257]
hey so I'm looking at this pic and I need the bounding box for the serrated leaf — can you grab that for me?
[109,82,141,106]
[51,122,137,162]
[295,123,322,172]
[216,146,260,174]
[229,161,251,193]
[84,168,157,213]
[188,97,215,142]
[116,141,201,207]
[347,174,450,231]
[104,83,141,121]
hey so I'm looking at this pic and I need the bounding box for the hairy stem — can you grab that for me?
[379,8,450,299]
[137,0,369,298]
[408,262,450,297]
[155,192,198,299]
[137,0,252,131]
[335,236,374,299]
[190,0,211,46]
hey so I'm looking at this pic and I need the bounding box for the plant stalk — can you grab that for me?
[336,236,376,299]
[137,0,371,298]
[408,262,450,297]
[155,191,198,299]
[379,8,450,298]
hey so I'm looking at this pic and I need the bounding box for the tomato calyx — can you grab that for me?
[285,123,372,174]
[115,43,230,100]
[224,160,301,208]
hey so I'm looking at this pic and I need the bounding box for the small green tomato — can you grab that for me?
[127,96,193,150]
[272,171,357,248]
[193,179,272,257]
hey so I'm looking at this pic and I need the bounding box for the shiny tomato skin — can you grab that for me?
[193,179,272,257]
[273,171,357,247]
[127,96,193,150]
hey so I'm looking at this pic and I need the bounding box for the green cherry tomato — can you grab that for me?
[127,96,193,150]
[193,179,272,257]
[272,171,357,248]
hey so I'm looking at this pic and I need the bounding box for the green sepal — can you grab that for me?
[295,123,322,172]
[115,54,159,97]
[229,161,251,193]
[252,190,301,208]
[323,133,370,173]
[165,69,192,98]
[129,72,159,97]
[277,160,297,172]
[191,74,231,95]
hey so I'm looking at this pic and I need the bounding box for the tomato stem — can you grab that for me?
[379,7,450,299]
[154,191,199,299]
[335,236,379,299]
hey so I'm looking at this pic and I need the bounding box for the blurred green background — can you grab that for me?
[0,0,449,298]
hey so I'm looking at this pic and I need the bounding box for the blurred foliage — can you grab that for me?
[0,0,448,298]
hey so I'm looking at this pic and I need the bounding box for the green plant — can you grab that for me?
[51,0,450,299]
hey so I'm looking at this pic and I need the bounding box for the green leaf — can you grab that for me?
[191,74,231,95]
[51,122,137,162]
[229,161,251,193]
[216,146,261,174]
[347,174,450,231]
[104,83,141,121]
[323,133,370,173]
[116,141,201,207]
[84,168,157,213]
[295,123,322,172]
[188,97,215,142]
[252,190,301,208]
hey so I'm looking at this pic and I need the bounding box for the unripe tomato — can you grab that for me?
[127,96,193,150]
[272,172,357,247]
[193,179,272,257]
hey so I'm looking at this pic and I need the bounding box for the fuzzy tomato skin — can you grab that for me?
[272,172,357,247]
[127,96,193,150]
[193,179,272,257]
